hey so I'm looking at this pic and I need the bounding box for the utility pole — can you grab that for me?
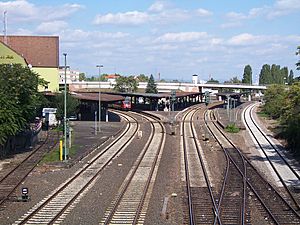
[96,65,103,133]
[3,11,7,44]
[63,53,68,161]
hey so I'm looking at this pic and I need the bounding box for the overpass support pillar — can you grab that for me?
[219,96,222,101]
[248,94,251,101]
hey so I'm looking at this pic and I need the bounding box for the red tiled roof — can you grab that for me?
[0,35,59,67]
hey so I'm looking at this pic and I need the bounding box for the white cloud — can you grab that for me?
[0,0,37,20]
[223,0,300,26]
[59,29,130,43]
[227,33,265,46]
[221,21,242,29]
[36,20,68,33]
[227,33,300,47]
[93,3,212,26]
[210,38,223,45]
[13,28,34,35]
[196,8,213,17]
[0,0,84,23]
[148,1,166,12]
[93,11,151,25]
[267,0,300,18]
[226,12,248,20]
[155,32,208,42]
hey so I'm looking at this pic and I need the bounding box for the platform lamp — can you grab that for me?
[63,53,68,161]
[96,65,103,133]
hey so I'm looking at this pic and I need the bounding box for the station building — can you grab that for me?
[0,35,59,92]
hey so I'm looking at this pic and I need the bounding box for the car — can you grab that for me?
[68,115,77,121]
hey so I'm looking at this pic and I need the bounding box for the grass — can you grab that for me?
[40,131,77,164]
[225,123,240,133]
[257,110,269,118]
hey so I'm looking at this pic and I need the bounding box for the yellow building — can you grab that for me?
[0,36,59,92]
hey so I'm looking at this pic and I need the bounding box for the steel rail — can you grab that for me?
[16,112,138,225]
[208,108,300,224]
[244,103,300,210]
[204,110,246,225]
[181,106,221,225]
[102,111,165,225]
[182,108,196,225]
[190,108,221,224]
[205,109,280,224]
[0,130,59,208]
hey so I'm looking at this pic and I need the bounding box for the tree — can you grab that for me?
[0,64,47,146]
[206,78,219,84]
[113,76,138,93]
[262,84,286,119]
[79,72,86,81]
[54,93,80,120]
[271,64,281,84]
[145,74,158,93]
[296,46,300,71]
[259,64,271,85]
[242,65,252,84]
[281,67,289,84]
[99,74,108,81]
[224,76,241,84]
[136,74,149,82]
[281,83,300,154]
[262,81,300,155]
[86,76,96,81]
[288,70,294,85]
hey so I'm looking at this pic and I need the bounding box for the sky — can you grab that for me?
[1,0,300,82]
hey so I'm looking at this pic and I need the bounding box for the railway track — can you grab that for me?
[100,111,166,225]
[243,103,300,210]
[12,112,138,225]
[205,110,247,225]
[0,130,59,210]
[181,106,220,225]
[205,107,300,224]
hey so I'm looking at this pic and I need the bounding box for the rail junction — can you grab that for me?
[1,100,300,225]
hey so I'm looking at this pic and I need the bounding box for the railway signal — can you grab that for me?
[204,91,210,106]
[20,187,30,202]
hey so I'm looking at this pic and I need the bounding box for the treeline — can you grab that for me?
[259,64,294,85]
[262,83,300,155]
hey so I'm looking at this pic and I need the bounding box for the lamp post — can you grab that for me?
[63,53,68,161]
[96,65,103,133]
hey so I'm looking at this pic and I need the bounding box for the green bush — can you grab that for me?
[225,123,240,133]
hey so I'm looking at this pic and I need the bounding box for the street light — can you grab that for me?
[96,65,103,133]
[63,53,68,160]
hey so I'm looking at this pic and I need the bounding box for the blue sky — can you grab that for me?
[1,0,299,82]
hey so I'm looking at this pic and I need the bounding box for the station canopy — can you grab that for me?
[103,91,201,100]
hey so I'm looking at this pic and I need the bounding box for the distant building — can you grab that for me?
[104,74,120,82]
[59,67,80,83]
[0,35,59,92]
[192,74,198,85]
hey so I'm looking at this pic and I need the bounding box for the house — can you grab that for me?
[104,74,121,83]
[0,35,59,92]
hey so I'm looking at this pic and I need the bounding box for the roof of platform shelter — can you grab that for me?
[216,92,244,97]
[103,91,202,99]
[72,92,125,102]
[43,91,125,103]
